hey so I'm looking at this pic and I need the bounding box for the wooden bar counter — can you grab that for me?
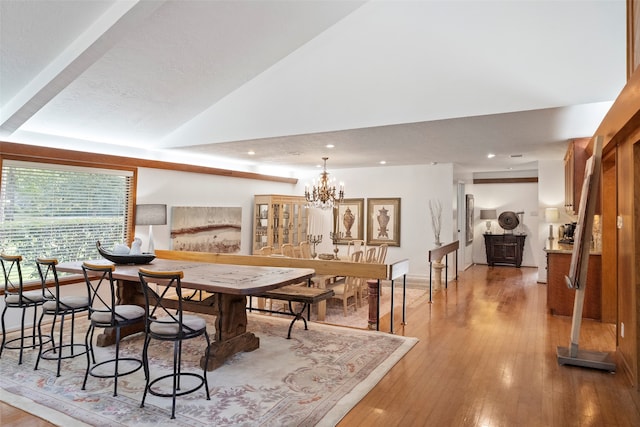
[545,242,602,320]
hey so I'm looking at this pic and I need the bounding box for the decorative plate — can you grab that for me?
[498,211,519,230]
[96,241,155,265]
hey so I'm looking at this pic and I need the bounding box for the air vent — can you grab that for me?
[510,154,523,158]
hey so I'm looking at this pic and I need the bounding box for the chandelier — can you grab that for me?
[304,157,344,210]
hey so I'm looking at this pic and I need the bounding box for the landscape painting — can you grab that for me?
[171,206,241,253]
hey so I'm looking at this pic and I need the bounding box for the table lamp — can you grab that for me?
[480,209,497,234]
[135,204,167,253]
[545,207,560,242]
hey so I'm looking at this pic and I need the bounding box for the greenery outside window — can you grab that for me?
[0,160,134,281]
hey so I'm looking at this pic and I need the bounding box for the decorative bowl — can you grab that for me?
[96,241,155,265]
[318,253,335,260]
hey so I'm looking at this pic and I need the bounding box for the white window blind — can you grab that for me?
[1,160,134,281]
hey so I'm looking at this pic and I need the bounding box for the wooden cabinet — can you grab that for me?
[546,250,601,320]
[484,234,526,267]
[564,138,590,215]
[253,195,308,254]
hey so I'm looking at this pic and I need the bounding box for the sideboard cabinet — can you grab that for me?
[253,195,308,254]
[484,234,526,267]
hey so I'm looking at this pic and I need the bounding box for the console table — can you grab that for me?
[484,234,526,267]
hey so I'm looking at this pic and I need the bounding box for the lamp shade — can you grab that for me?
[480,209,497,220]
[135,204,167,226]
[544,207,559,223]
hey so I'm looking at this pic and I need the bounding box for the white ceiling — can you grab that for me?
[0,0,627,176]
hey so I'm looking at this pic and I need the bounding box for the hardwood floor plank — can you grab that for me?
[338,265,640,426]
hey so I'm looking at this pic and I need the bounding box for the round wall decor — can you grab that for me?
[498,211,519,230]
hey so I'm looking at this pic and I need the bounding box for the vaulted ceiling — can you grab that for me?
[0,0,627,176]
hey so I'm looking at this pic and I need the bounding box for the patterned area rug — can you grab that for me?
[321,283,428,328]
[0,314,417,426]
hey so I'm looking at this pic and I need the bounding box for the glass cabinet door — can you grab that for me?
[253,195,308,254]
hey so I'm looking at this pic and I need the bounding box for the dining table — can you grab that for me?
[57,258,315,371]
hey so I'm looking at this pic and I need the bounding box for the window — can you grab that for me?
[0,160,134,281]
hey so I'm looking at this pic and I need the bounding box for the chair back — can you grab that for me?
[350,250,363,263]
[299,241,312,259]
[1,254,48,306]
[375,244,388,264]
[35,258,60,303]
[0,254,24,298]
[365,247,377,263]
[138,269,201,339]
[81,262,120,327]
[259,246,273,256]
[281,243,295,257]
[346,240,366,258]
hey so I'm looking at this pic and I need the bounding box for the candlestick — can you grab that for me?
[307,234,322,259]
[330,231,343,259]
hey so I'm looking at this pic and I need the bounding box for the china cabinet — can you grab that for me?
[253,195,308,254]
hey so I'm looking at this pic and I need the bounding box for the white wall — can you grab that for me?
[470,181,540,269]
[137,163,456,281]
[538,158,573,282]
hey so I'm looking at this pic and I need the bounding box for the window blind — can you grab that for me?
[1,160,134,281]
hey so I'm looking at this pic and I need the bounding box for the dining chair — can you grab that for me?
[375,244,389,264]
[346,240,366,259]
[328,251,363,316]
[281,243,295,257]
[365,247,377,263]
[258,246,273,256]
[298,241,312,259]
[138,268,211,419]
[0,254,53,365]
[81,262,145,397]
[34,258,89,377]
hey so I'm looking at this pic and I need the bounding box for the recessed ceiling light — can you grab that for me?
[487,153,496,159]
[326,144,335,148]
[248,150,255,155]
[379,160,386,165]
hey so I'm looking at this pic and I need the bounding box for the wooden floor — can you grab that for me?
[2,264,640,426]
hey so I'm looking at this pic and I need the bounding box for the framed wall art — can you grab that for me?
[332,198,365,243]
[171,206,242,253]
[465,194,474,245]
[366,198,401,246]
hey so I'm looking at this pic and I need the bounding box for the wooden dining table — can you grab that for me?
[57,258,314,371]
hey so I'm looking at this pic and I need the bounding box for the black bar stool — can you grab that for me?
[138,268,211,419]
[34,258,90,376]
[0,254,53,365]
[81,262,144,397]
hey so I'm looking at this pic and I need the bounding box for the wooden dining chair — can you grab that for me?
[281,243,295,257]
[346,240,366,259]
[299,241,312,259]
[328,250,363,316]
[258,246,273,256]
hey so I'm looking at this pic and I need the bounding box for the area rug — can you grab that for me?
[0,314,417,426]
[321,283,429,328]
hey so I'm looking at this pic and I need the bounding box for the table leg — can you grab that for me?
[367,279,379,330]
[202,294,259,371]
